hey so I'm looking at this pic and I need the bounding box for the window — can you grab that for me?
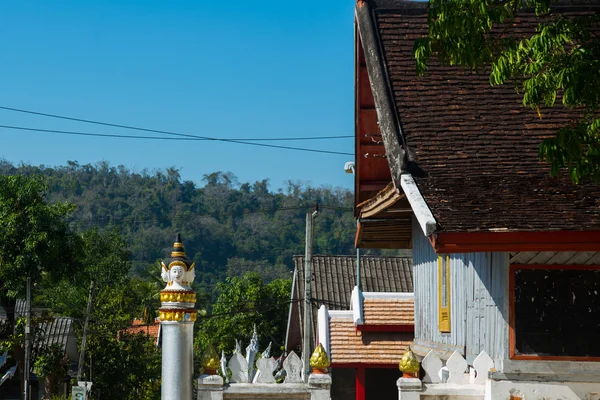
[438,254,451,332]
[510,265,600,360]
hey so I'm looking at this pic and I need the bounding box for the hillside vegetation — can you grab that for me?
[0,160,370,294]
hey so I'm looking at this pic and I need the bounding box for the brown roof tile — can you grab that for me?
[363,298,414,326]
[294,255,413,342]
[329,317,412,365]
[366,2,600,232]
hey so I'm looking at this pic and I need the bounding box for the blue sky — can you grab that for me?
[0,0,355,190]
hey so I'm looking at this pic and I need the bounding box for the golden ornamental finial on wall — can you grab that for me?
[309,343,330,373]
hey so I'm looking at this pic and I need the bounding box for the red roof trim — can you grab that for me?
[430,231,600,253]
[357,324,414,332]
[331,363,398,369]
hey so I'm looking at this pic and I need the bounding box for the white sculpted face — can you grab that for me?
[170,265,185,284]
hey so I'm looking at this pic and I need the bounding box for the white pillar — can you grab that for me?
[397,377,422,400]
[197,374,224,400]
[308,373,332,400]
[161,322,194,400]
[159,234,197,400]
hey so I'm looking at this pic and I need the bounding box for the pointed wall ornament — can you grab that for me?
[234,339,242,354]
[253,358,277,383]
[228,352,249,383]
[399,346,420,378]
[309,343,330,373]
[421,350,442,383]
[283,351,303,383]
[472,350,494,384]
[246,325,259,382]
[446,351,468,384]
[262,341,272,358]
[220,350,229,383]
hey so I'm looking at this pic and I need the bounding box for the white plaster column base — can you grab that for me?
[397,377,423,400]
[197,374,224,400]
[308,373,332,400]
[162,322,194,400]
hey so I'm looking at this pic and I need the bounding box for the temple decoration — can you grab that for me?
[399,346,420,378]
[246,325,259,382]
[160,233,195,291]
[309,343,330,373]
[201,344,220,375]
[159,233,197,400]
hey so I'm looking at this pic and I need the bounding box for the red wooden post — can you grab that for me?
[356,367,366,400]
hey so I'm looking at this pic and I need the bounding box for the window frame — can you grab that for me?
[509,263,600,361]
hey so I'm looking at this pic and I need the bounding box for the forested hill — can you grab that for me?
[0,160,365,287]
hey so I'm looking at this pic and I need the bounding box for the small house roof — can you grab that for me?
[355,0,600,238]
[329,317,412,365]
[363,298,414,326]
[286,254,412,351]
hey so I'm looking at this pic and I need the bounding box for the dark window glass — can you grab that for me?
[514,267,600,357]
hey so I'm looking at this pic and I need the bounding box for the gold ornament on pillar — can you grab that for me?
[399,346,420,378]
[201,344,220,375]
[309,343,330,374]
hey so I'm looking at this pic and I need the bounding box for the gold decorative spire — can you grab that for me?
[162,233,195,271]
[309,343,330,372]
[399,346,420,377]
[201,344,220,374]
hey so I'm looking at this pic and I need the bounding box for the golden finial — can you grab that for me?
[399,346,420,377]
[309,343,330,372]
[201,344,220,374]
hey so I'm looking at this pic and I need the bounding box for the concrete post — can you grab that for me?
[397,377,422,400]
[197,374,224,400]
[308,373,331,400]
[161,322,194,400]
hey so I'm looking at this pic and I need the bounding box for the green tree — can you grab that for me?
[38,228,160,400]
[0,175,76,321]
[414,0,600,182]
[87,333,160,400]
[33,343,69,400]
[195,272,292,357]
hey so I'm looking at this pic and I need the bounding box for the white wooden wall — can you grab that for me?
[412,220,509,363]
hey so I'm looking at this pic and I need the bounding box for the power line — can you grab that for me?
[0,106,353,156]
[0,124,352,142]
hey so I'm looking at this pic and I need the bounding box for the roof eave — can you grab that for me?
[431,231,600,253]
[355,0,407,186]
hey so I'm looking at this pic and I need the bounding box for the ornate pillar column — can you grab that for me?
[159,234,197,400]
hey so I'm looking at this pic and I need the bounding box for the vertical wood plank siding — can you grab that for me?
[413,220,509,362]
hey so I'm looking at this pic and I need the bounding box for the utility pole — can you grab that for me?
[77,280,95,383]
[303,205,318,382]
[356,247,362,291]
[23,277,31,400]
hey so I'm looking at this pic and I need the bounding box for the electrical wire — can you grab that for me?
[0,124,352,142]
[0,106,353,156]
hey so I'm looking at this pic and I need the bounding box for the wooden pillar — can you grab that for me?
[356,367,366,400]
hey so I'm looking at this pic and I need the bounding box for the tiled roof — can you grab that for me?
[287,255,412,352]
[122,319,160,345]
[329,317,412,365]
[363,298,414,326]
[363,1,600,233]
[295,255,413,309]
[294,255,413,339]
